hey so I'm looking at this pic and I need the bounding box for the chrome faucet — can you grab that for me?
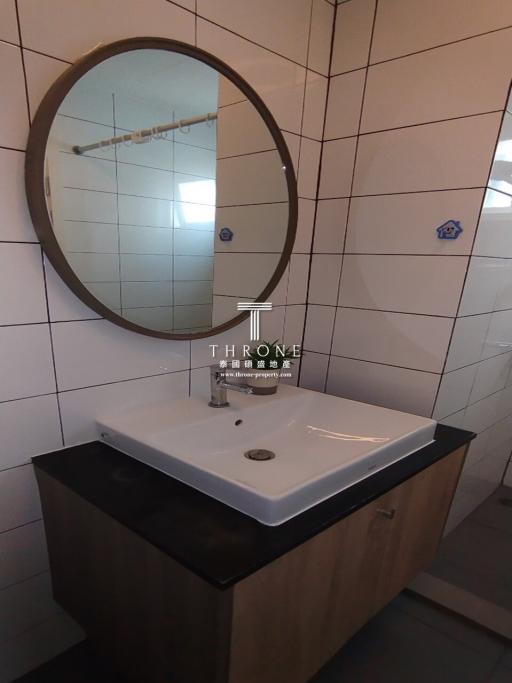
[208,364,254,408]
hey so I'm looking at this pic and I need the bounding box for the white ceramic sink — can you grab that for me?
[97,385,436,525]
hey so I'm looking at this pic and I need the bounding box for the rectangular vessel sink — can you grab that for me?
[97,385,436,526]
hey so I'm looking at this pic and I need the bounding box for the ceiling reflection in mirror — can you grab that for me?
[44,49,290,334]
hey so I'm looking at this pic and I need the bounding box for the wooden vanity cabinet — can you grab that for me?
[36,445,466,683]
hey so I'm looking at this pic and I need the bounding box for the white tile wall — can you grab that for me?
[301,0,512,530]
[345,190,484,256]
[0,148,36,242]
[331,308,453,373]
[6,0,512,676]
[326,355,440,417]
[352,114,501,196]
[0,41,29,149]
[338,255,468,316]
[324,69,366,140]
[331,0,375,75]
[370,0,512,63]
[362,29,512,133]
[1,2,333,678]
[0,244,48,325]
[0,1,19,44]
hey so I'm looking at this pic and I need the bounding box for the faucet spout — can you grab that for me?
[208,365,254,408]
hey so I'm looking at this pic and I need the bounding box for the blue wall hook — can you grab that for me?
[436,220,463,240]
[219,227,234,242]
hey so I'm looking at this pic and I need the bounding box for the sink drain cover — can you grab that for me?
[244,449,275,461]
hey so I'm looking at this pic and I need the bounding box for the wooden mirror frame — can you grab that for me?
[25,37,298,340]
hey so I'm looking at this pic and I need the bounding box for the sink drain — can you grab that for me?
[244,449,275,461]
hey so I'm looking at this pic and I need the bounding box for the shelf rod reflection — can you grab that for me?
[72,111,218,155]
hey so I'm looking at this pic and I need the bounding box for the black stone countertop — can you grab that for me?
[33,424,473,590]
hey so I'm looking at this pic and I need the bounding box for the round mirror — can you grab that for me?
[26,38,297,339]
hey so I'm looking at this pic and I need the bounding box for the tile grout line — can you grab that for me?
[322,0,380,394]
[297,0,338,388]
[14,0,66,447]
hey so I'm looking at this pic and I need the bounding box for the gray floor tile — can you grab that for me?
[311,602,497,683]
[471,486,512,537]
[502,647,512,669]
[487,665,512,682]
[429,519,512,610]
[392,593,505,661]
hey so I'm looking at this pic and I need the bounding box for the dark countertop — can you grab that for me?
[33,423,473,590]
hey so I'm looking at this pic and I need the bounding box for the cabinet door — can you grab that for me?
[229,447,466,683]
[373,445,466,611]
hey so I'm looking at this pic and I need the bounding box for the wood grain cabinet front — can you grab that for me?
[36,445,466,683]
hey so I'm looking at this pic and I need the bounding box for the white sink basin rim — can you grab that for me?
[97,385,436,526]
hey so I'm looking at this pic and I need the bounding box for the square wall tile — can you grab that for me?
[283,304,306,349]
[469,352,512,405]
[0,244,48,325]
[197,0,311,65]
[458,257,509,316]
[197,19,306,134]
[332,308,453,373]
[304,304,336,354]
[217,99,276,158]
[362,29,512,133]
[217,151,288,205]
[319,137,357,199]
[483,309,512,360]
[473,189,512,258]
[353,113,501,196]
[0,41,29,149]
[0,324,56,402]
[0,521,48,592]
[294,199,315,253]
[308,254,342,305]
[18,0,195,62]
[324,69,366,140]
[302,70,328,141]
[326,355,439,417]
[371,0,512,63]
[313,198,349,253]
[0,395,62,471]
[433,364,478,420]
[345,190,483,256]
[338,255,468,317]
[299,351,329,392]
[0,0,19,43]
[118,195,172,228]
[51,319,189,391]
[463,392,502,435]
[308,0,334,75]
[445,314,491,372]
[0,148,37,242]
[0,465,41,533]
[287,254,309,304]
[298,138,321,200]
[331,0,375,75]
[59,370,189,445]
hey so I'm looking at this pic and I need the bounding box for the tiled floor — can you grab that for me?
[428,486,512,611]
[15,593,512,683]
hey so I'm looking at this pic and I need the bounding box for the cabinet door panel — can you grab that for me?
[229,447,466,683]
[374,445,466,609]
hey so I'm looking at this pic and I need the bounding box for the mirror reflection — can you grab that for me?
[44,49,289,334]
